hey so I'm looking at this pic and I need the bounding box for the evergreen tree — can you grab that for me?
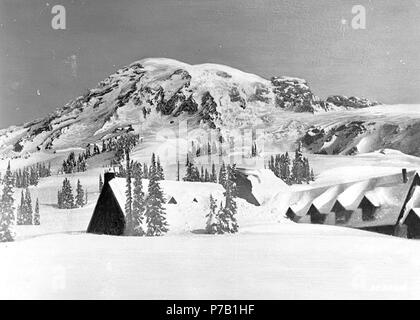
[0,161,15,242]
[17,190,26,225]
[145,167,168,236]
[204,168,210,182]
[156,157,164,180]
[131,163,145,236]
[57,190,63,209]
[85,189,88,205]
[60,178,75,209]
[219,164,239,233]
[99,174,103,192]
[205,194,219,234]
[210,163,217,183]
[219,162,227,189]
[34,198,40,225]
[125,152,133,236]
[75,179,85,208]
[24,188,33,225]
[176,160,180,181]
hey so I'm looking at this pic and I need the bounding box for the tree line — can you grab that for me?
[267,143,315,185]
[13,162,51,188]
[205,164,239,234]
[0,162,42,243]
[57,178,87,209]
[17,188,40,226]
[124,153,168,237]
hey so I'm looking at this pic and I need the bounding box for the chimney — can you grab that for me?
[104,172,116,184]
[402,169,408,184]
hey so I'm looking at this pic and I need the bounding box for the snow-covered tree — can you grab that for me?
[210,163,217,183]
[145,166,168,236]
[24,188,33,225]
[75,179,85,208]
[219,164,238,233]
[131,162,145,236]
[124,152,133,236]
[17,190,26,225]
[60,178,75,209]
[205,194,219,234]
[0,161,15,242]
[156,156,164,181]
[34,198,40,225]
[218,162,227,189]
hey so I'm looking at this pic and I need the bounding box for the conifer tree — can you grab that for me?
[61,178,75,209]
[24,188,33,225]
[76,179,85,208]
[219,162,227,189]
[219,164,239,233]
[57,190,63,209]
[131,163,145,236]
[0,161,15,242]
[17,190,25,225]
[205,194,219,234]
[145,166,168,236]
[34,198,40,225]
[125,152,133,236]
[156,156,164,180]
[210,163,217,183]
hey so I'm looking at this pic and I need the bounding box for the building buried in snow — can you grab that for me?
[87,173,224,235]
[284,169,420,239]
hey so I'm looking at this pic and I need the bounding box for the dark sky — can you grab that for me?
[1,0,419,128]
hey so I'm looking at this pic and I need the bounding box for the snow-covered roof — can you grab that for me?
[336,180,371,210]
[410,208,420,218]
[237,168,288,205]
[108,178,225,216]
[312,185,343,213]
[399,185,420,224]
[285,170,420,228]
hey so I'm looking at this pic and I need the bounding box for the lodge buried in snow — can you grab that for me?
[284,169,420,239]
[88,168,420,239]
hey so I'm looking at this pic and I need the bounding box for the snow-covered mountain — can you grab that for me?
[2,57,420,160]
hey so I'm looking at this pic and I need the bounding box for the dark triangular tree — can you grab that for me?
[219,164,239,233]
[124,151,134,236]
[76,179,85,208]
[61,178,75,209]
[0,161,15,242]
[34,198,40,225]
[17,190,26,225]
[205,194,219,234]
[210,163,217,183]
[219,162,227,189]
[145,165,168,236]
[156,156,164,181]
[24,188,33,225]
[131,162,145,236]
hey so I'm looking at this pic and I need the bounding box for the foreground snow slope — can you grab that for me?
[1,224,420,299]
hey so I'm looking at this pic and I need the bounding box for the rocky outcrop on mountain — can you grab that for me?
[0,57,387,157]
[326,95,380,109]
[271,77,324,113]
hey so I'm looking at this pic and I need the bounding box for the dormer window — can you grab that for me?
[358,196,379,221]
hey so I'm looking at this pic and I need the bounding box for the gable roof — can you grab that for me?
[285,170,420,228]
[399,185,420,224]
[108,178,225,216]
